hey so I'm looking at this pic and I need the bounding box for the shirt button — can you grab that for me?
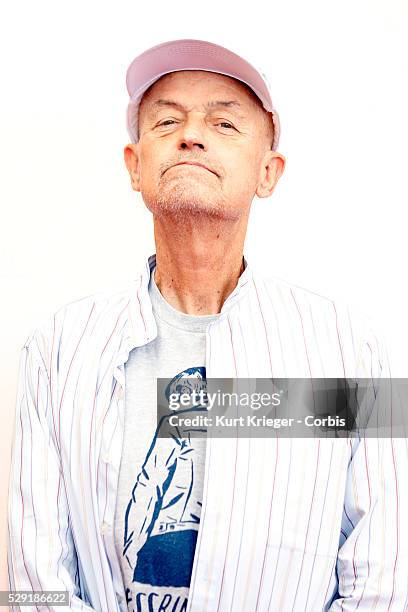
[102,453,110,463]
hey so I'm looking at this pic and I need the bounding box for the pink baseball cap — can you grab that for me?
[126,38,281,151]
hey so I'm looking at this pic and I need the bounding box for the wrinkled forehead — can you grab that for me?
[139,69,266,115]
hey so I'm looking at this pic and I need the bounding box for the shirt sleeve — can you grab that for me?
[328,323,408,610]
[7,330,96,612]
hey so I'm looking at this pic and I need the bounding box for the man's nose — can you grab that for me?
[177,114,207,151]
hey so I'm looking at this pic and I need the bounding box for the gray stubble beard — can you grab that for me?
[142,176,242,222]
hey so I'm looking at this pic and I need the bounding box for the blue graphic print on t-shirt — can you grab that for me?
[122,366,207,612]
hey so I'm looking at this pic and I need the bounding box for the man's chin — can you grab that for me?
[144,198,224,218]
[141,188,239,221]
[142,181,226,216]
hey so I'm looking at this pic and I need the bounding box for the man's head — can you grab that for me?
[124,39,285,222]
[124,69,285,221]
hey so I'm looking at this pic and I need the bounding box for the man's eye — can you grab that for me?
[218,122,234,129]
[158,119,177,127]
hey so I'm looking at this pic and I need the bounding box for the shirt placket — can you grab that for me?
[98,362,129,611]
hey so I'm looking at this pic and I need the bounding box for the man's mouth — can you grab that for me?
[166,161,219,177]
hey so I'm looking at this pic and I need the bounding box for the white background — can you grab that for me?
[1,0,407,590]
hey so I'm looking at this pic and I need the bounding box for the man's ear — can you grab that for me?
[255,150,286,198]
[124,143,141,192]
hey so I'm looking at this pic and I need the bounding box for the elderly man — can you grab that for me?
[7,39,407,612]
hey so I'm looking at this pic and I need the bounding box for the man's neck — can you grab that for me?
[152,216,246,316]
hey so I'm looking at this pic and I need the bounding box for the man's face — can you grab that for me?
[125,70,282,220]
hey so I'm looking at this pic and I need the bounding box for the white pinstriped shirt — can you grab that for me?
[7,252,408,611]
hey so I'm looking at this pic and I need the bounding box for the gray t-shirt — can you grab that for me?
[114,266,219,612]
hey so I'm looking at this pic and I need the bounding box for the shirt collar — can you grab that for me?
[126,251,254,351]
